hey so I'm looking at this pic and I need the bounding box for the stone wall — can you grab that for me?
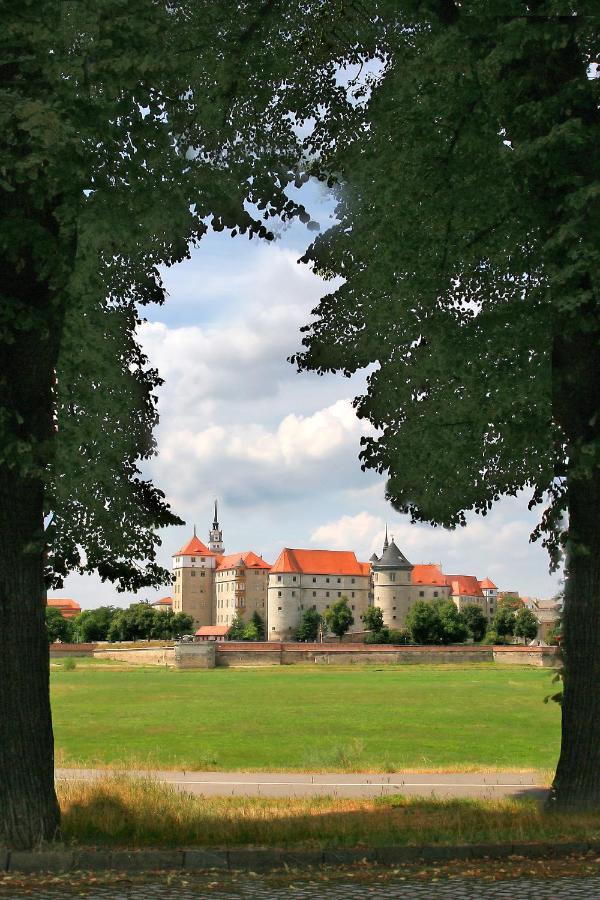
[493,645,560,667]
[50,643,96,657]
[93,646,175,666]
[174,642,216,669]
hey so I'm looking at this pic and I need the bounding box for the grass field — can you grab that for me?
[51,661,560,772]
[58,777,600,848]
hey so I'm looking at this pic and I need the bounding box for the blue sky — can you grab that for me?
[52,184,562,608]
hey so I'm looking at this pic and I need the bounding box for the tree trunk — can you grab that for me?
[0,469,60,848]
[549,471,600,810]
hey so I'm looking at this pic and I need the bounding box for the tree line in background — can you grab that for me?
[45,605,267,643]
[294,596,540,646]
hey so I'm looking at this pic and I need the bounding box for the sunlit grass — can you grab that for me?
[51,664,561,772]
[58,777,600,849]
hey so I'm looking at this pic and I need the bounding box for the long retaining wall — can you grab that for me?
[57,641,559,669]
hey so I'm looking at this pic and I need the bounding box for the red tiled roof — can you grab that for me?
[152,596,172,606]
[176,535,214,556]
[195,625,230,636]
[215,551,271,571]
[270,548,368,577]
[412,564,447,586]
[446,575,484,598]
[47,598,81,619]
[479,577,497,590]
[358,562,371,576]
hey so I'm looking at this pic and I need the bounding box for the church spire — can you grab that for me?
[208,499,224,554]
[383,523,389,551]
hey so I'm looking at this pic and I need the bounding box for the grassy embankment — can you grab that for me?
[58,776,600,849]
[51,661,560,772]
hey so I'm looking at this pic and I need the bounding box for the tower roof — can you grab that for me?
[479,577,497,590]
[372,538,412,571]
[176,534,214,556]
[446,575,484,598]
[215,551,271,571]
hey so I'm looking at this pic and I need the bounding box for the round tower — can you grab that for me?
[371,535,413,628]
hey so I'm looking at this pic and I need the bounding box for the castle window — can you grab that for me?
[278,591,282,597]
[326,578,330,583]
[351,578,355,584]
[393,606,396,610]
[201,571,205,577]
[433,591,438,597]
[292,576,297,582]
[326,592,330,598]
[337,578,341,584]
[419,591,424,597]
[313,577,316,582]
[352,605,355,611]
[191,557,196,562]
[337,592,341,598]
[393,615,396,620]
[278,607,282,611]
[313,591,316,597]
[292,591,296,597]
[191,570,196,577]
[390,573,396,582]
[313,605,317,610]
[351,592,355,598]
[271,626,275,631]
[277,576,282,582]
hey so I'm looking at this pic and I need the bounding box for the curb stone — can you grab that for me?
[5,841,600,874]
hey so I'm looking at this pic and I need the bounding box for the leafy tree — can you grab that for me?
[227,615,247,642]
[171,612,194,640]
[45,608,74,644]
[242,621,259,641]
[515,608,540,643]
[387,628,411,645]
[491,608,516,645]
[435,600,469,645]
[250,611,265,641]
[296,608,323,642]
[324,596,354,641]
[498,594,525,613]
[1,0,363,847]
[364,627,389,644]
[461,605,488,644]
[547,621,563,647]
[72,607,116,643]
[406,602,443,645]
[361,605,385,633]
[106,603,156,642]
[291,6,600,810]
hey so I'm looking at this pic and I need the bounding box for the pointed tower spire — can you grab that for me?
[208,499,224,554]
[193,523,197,537]
[383,523,389,551]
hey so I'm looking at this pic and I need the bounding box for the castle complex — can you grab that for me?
[168,505,499,639]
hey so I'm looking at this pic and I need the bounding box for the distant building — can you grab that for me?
[195,625,230,642]
[46,598,81,619]
[171,501,271,630]
[267,548,371,641]
[151,596,172,613]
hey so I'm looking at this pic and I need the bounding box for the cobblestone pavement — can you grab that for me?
[1,874,599,899]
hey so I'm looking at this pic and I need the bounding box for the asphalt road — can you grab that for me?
[55,768,548,800]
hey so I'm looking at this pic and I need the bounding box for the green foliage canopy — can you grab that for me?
[324,596,354,640]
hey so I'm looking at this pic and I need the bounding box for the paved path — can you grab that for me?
[56,768,547,800]
[1,875,598,898]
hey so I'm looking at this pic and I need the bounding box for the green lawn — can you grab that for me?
[51,662,560,772]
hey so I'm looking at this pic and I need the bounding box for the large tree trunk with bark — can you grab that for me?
[0,471,60,849]
[550,471,600,810]
[0,253,63,846]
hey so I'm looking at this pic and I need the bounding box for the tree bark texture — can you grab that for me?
[550,474,600,810]
[0,471,60,849]
[0,251,62,847]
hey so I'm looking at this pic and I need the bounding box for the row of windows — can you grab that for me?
[275,575,358,585]
[276,590,356,599]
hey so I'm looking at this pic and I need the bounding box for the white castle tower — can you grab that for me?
[208,499,225,554]
[370,527,413,627]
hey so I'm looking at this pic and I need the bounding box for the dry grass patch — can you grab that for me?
[57,777,600,849]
